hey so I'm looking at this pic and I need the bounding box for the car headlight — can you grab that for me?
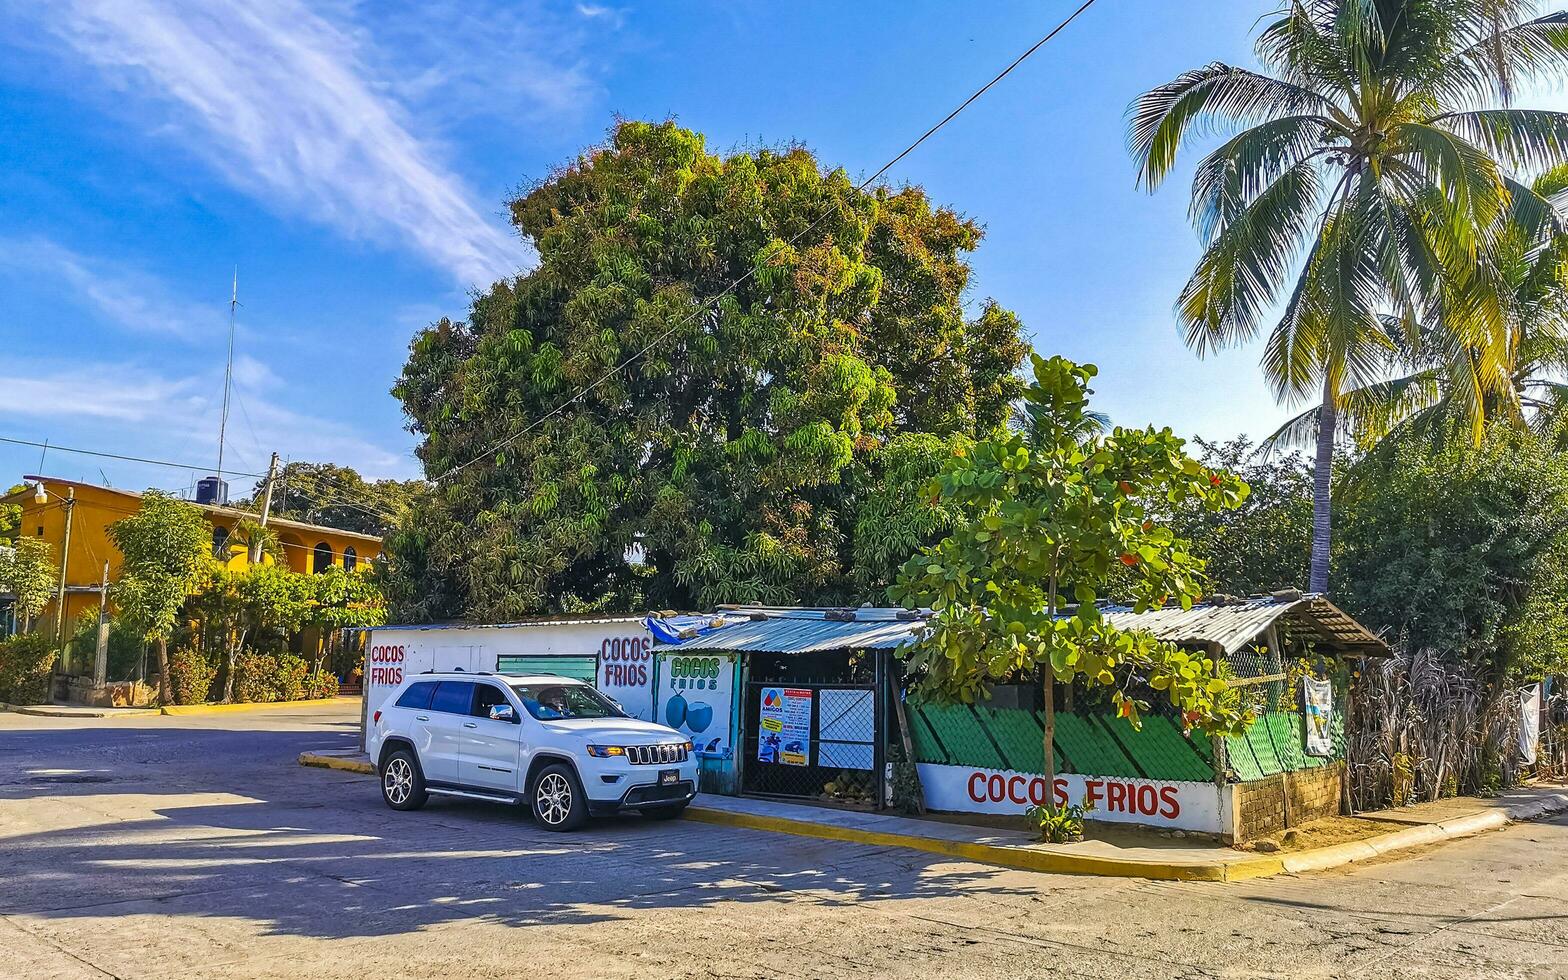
[682,740,693,753]
[586,744,625,758]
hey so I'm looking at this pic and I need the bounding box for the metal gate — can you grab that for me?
[742,681,880,806]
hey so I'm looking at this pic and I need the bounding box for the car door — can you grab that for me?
[458,682,524,794]
[421,680,473,785]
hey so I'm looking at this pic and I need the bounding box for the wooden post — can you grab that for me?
[93,560,110,688]
[890,663,925,815]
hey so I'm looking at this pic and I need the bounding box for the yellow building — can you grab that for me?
[7,476,383,635]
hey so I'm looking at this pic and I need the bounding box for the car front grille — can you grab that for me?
[626,743,689,766]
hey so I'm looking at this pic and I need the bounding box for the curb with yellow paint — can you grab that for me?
[1,702,161,718]
[161,696,359,716]
[295,750,1568,883]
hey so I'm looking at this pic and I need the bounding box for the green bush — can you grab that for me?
[273,654,309,702]
[306,669,340,700]
[168,648,217,705]
[0,632,59,704]
[230,651,316,703]
[233,651,278,703]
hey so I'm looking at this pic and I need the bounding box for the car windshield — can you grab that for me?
[510,683,624,720]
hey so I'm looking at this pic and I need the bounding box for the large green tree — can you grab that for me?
[1130,0,1568,594]
[239,462,421,538]
[108,492,213,704]
[891,356,1253,800]
[388,121,1028,620]
[1335,423,1568,685]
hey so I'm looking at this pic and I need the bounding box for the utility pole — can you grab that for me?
[93,560,110,688]
[251,452,280,564]
[217,269,238,480]
[53,487,75,649]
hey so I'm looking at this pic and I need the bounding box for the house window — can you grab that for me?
[312,542,333,574]
[343,546,357,572]
[212,526,231,558]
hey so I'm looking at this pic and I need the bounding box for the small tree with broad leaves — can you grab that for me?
[0,537,57,631]
[109,492,213,704]
[889,355,1257,811]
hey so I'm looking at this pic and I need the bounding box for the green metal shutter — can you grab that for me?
[495,655,598,684]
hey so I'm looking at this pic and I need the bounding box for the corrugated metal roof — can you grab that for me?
[654,613,925,653]
[654,596,1389,658]
[1100,595,1389,657]
[374,615,648,633]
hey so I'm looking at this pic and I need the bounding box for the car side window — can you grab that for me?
[471,683,510,718]
[429,681,474,714]
[395,682,436,710]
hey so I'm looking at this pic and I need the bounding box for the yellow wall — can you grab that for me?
[12,480,381,636]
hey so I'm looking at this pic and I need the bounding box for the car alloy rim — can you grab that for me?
[384,758,412,805]
[537,772,571,825]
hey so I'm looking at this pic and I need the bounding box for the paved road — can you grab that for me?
[2,706,1565,980]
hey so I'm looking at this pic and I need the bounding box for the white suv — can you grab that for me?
[367,671,698,830]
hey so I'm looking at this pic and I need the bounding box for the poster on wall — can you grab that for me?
[656,652,734,761]
[1302,677,1335,756]
[758,687,812,766]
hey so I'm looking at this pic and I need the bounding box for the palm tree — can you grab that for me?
[1129,1,1568,593]
[1267,164,1568,449]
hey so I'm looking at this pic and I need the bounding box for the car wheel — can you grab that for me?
[381,749,428,811]
[532,764,587,831]
[641,803,687,820]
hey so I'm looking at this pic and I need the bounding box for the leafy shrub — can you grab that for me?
[0,632,58,704]
[1024,798,1094,844]
[306,669,340,700]
[233,652,279,703]
[273,654,309,702]
[168,648,217,705]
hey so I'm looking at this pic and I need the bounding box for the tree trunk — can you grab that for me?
[1309,379,1338,594]
[1042,674,1057,808]
[222,628,246,703]
[156,636,172,706]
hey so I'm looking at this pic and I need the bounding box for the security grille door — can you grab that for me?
[818,689,875,770]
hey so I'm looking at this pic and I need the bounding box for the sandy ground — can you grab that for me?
[2,704,1566,979]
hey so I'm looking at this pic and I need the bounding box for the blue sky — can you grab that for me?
[0,0,1446,493]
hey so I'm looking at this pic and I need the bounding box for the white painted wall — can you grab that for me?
[364,620,655,742]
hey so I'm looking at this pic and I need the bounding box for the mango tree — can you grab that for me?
[890,355,1256,813]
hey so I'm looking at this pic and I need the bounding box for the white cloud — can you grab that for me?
[0,237,217,340]
[30,0,535,287]
[0,359,413,479]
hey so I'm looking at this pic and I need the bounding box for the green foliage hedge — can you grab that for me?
[0,632,58,704]
[168,649,217,705]
[231,651,335,704]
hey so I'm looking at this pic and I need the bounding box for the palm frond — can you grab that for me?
[1129,64,1336,190]
[1432,11,1568,107]
[1433,108,1568,172]
[1176,159,1324,353]
[1190,114,1342,241]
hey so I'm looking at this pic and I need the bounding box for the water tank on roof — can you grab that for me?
[195,476,229,506]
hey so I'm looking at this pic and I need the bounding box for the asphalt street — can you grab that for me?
[1,703,1565,979]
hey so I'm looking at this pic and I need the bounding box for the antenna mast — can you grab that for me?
[217,268,237,479]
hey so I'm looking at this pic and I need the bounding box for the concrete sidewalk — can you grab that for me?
[297,748,1568,882]
[3,696,358,719]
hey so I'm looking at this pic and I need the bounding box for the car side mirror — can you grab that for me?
[489,704,517,723]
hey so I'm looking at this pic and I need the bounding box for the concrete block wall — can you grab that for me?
[1232,764,1343,841]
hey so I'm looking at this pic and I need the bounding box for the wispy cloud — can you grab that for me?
[27,0,538,287]
[0,358,413,479]
[0,237,218,340]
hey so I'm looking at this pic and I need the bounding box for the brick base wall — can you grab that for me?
[1232,765,1344,841]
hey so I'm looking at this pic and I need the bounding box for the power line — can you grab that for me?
[0,436,268,480]
[427,0,1100,486]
